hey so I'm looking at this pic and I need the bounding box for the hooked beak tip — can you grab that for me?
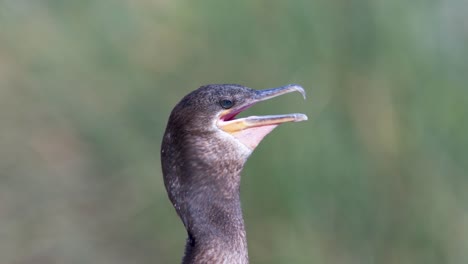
[287,84,306,99]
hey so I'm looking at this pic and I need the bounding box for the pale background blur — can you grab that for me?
[1,1,467,263]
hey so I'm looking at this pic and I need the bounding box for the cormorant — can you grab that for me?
[161,84,307,264]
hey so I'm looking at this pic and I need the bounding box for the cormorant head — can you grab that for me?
[167,84,307,151]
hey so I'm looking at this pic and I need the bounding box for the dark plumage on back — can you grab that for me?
[161,84,307,264]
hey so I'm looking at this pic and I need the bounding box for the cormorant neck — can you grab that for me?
[182,191,248,264]
[161,131,251,264]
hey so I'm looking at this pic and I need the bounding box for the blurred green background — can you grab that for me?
[1,1,467,263]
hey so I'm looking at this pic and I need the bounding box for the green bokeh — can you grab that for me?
[1,1,467,263]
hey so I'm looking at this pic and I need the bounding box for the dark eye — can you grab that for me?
[219,99,234,109]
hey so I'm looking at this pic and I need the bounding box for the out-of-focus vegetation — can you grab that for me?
[1,1,467,263]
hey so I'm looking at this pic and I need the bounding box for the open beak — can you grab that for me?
[217,84,308,149]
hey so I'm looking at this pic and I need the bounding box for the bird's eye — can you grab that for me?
[220,99,234,109]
